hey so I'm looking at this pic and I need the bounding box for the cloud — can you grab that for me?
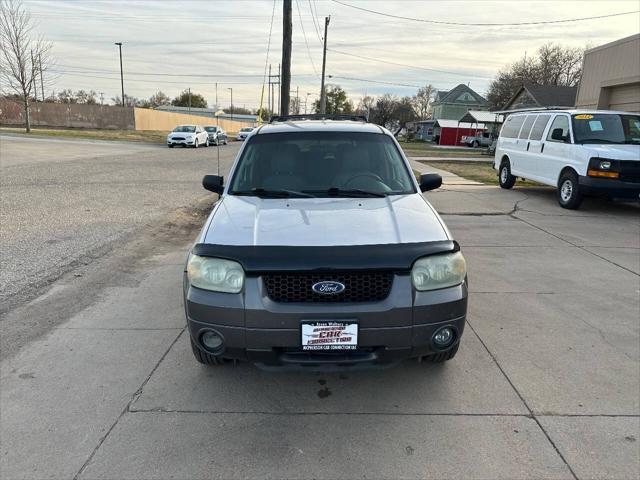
[29,0,640,107]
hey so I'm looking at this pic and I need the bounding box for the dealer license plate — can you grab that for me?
[301,322,358,351]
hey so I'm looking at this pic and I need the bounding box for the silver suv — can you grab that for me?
[184,115,468,370]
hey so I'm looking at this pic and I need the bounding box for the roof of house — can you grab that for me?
[434,119,486,129]
[435,90,449,102]
[459,110,504,124]
[433,84,488,105]
[503,84,577,110]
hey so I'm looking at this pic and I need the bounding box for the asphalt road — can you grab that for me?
[1,139,639,479]
[0,134,239,316]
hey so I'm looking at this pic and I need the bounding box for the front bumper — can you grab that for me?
[579,175,640,199]
[184,273,467,368]
[167,139,195,146]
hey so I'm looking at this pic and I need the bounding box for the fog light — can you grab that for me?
[433,327,455,347]
[201,331,223,351]
[600,161,611,170]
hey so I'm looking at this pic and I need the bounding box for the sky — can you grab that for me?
[27,0,640,110]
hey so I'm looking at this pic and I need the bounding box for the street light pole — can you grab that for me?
[114,42,125,107]
[228,87,233,121]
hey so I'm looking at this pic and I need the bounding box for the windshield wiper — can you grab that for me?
[232,188,314,198]
[305,187,387,198]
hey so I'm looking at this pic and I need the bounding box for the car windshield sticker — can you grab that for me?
[588,120,604,131]
[574,114,594,120]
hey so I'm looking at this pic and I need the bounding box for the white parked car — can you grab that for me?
[167,125,209,148]
[494,109,640,209]
[236,127,254,141]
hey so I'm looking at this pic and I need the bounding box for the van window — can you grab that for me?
[518,115,537,139]
[546,115,571,142]
[501,115,525,138]
[529,114,551,140]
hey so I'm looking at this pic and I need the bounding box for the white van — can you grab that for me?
[494,110,640,209]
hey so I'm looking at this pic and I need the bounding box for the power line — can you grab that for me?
[296,0,319,76]
[328,49,492,79]
[329,75,422,89]
[259,0,277,118]
[51,70,261,86]
[309,0,323,44]
[53,63,317,79]
[332,0,639,26]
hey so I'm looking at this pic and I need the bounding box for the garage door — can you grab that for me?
[608,83,640,112]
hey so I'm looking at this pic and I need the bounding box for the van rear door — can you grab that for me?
[525,114,552,177]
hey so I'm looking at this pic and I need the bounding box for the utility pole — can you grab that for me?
[296,86,299,114]
[319,16,330,114]
[100,92,104,105]
[114,42,125,107]
[280,0,292,116]
[39,53,44,102]
[267,64,271,119]
[188,87,191,112]
[228,87,233,121]
[215,82,218,110]
[276,64,280,116]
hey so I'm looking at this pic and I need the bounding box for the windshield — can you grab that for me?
[572,114,640,145]
[204,127,217,132]
[172,125,196,133]
[228,132,416,197]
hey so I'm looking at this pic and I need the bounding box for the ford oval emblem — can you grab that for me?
[312,281,345,295]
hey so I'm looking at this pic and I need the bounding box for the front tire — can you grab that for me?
[473,140,479,148]
[168,144,173,148]
[190,337,227,366]
[205,138,210,147]
[223,138,228,145]
[557,170,583,209]
[498,160,516,189]
[194,139,199,148]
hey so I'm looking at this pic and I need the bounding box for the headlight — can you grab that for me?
[411,251,466,291]
[187,255,244,293]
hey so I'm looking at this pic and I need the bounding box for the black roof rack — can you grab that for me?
[269,114,368,123]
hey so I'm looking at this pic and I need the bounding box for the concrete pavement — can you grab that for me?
[1,145,638,479]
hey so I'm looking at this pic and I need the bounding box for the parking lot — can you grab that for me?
[1,137,639,479]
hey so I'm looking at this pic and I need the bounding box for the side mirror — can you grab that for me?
[202,175,224,194]
[550,128,566,142]
[419,173,442,192]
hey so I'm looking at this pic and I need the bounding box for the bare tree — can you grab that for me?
[0,0,53,132]
[412,84,435,120]
[486,43,584,110]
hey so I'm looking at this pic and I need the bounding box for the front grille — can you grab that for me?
[620,160,640,183]
[172,136,185,141]
[263,272,393,303]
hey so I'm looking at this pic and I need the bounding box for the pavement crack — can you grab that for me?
[465,318,579,480]
[73,327,185,479]
[512,213,640,277]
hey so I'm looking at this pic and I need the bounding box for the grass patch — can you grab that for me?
[398,140,486,158]
[0,127,167,143]
[421,160,542,187]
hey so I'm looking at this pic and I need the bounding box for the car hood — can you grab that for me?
[582,144,640,160]
[201,194,449,246]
